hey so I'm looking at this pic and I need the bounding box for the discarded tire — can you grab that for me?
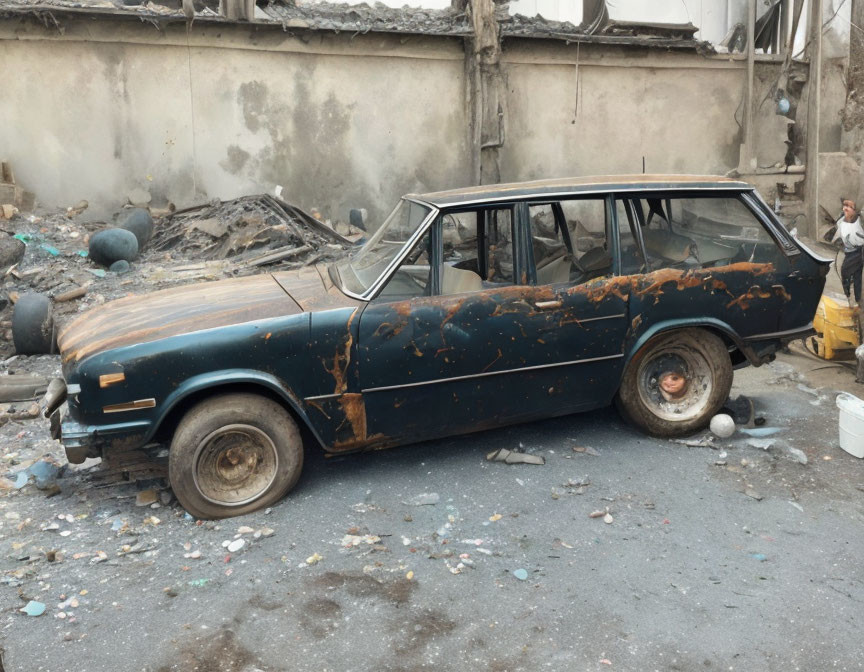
[12,293,55,355]
[109,260,131,274]
[120,208,154,249]
[0,235,25,268]
[88,228,139,267]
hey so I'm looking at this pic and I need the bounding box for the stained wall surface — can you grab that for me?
[0,19,773,221]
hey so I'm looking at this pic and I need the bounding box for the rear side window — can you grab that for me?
[529,198,612,286]
[629,196,789,272]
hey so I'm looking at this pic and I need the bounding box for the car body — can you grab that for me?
[45,175,830,517]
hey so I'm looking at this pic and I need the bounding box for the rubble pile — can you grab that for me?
[151,193,351,265]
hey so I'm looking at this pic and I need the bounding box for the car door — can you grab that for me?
[357,203,615,445]
[523,197,632,411]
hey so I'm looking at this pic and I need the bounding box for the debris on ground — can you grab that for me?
[721,395,756,426]
[670,435,715,448]
[150,194,352,266]
[486,447,545,465]
[709,414,736,438]
[739,427,782,437]
[403,492,440,506]
[512,568,528,580]
[12,456,63,490]
[20,600,46,617]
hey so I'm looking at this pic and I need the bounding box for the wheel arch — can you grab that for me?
[151,371,325,450]
[623,318,753,379]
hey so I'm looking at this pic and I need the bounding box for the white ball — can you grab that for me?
[709,413,736,438]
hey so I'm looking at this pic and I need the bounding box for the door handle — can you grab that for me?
[534,300,562,310]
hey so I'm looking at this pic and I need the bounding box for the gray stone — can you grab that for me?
[0,235,25,268]
[89,228,138,267]
[109,260,131,275]
[119,208,154,249]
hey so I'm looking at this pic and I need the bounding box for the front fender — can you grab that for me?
[150,369,322,446]
[624,318,755,369]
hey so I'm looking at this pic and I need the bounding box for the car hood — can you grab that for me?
[58,265,358,364]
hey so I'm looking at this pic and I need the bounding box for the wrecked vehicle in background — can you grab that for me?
[43,175,829,518]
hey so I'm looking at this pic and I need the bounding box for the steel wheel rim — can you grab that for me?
[636,344,713,423]
[192,424,279,507]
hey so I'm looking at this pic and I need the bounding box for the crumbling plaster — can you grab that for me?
[0,17,797,222]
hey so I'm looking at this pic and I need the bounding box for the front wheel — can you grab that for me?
[169,393,304,519]
[615,329,733,437]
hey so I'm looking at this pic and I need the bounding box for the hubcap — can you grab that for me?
[192,424,279,507]
[637,346,713,423]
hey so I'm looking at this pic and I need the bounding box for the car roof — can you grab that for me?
[410,174,752,208]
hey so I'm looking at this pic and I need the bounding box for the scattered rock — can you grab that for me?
[226,539,245,553]
[709,414,735,438]
[119,208,154,249]
[403,492,440,506]
[135,489,158,506]
[88,228,139,267]
[109,260,131,275]
[512,568,528,581]
[787,447,808,464]
[0,234,25,268]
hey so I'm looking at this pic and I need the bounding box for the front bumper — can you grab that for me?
[42,378,152,464]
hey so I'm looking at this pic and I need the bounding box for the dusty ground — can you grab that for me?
[0,213,862,671]
[0,351,863,671]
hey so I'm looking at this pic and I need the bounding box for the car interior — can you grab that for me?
[374,193,789,301]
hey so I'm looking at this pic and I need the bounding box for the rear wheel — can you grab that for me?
[615,329,732,437]
[169,393,303,519]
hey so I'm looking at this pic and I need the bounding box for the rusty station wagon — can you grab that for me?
[45,175,829,518]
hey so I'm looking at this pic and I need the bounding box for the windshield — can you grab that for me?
[334,199,432,295]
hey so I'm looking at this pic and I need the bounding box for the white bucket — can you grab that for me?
[836,393,864,458]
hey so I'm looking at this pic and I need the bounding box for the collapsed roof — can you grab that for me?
[0,0,708,49]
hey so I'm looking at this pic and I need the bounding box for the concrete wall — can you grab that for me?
[501,42,744,179]
[0,22,470,222]
[0,18,769,223]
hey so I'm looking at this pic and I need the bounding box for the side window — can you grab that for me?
[530,198,612,286]
[530,204,569,285]
[374,228,433,301]
[441,207,515,294]
[634,196,788,271]
[617,199,646,275]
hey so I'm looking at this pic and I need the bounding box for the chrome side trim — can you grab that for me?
[103,398,156,414]
[303,393,343,402]
[568,313,626,323]
[362,353,625,394]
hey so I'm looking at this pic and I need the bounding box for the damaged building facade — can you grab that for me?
[0,0,860,236]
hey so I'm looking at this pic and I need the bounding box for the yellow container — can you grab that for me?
[811,293,860,360]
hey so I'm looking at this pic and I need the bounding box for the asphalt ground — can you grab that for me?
[1,354,863,672]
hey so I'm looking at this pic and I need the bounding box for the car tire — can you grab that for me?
[169,393,304,519]
[615,329,732,437]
